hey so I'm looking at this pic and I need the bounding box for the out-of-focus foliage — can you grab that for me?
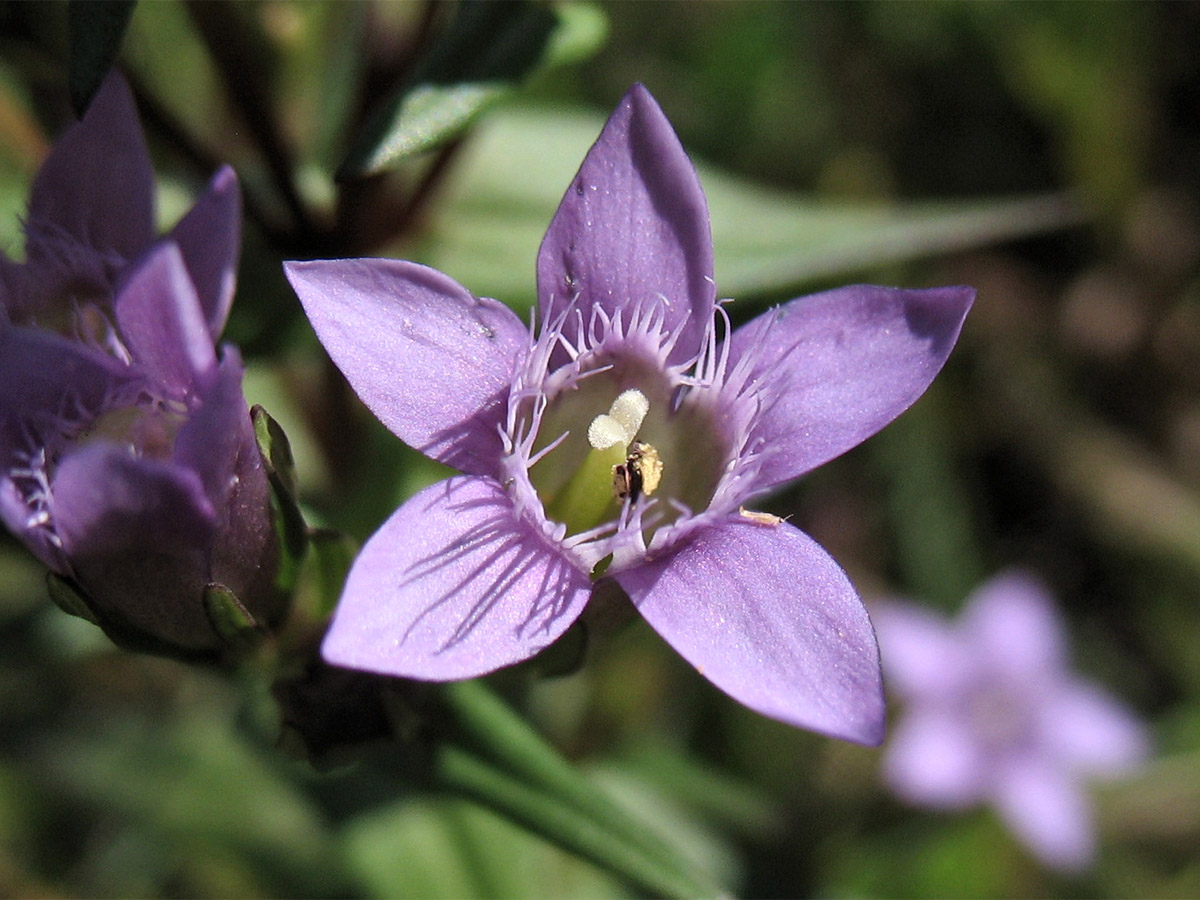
[2,1,1200,898]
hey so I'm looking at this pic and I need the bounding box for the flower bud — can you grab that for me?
[0,73,289,659]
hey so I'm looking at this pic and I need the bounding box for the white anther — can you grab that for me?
[587,415,627,449]
[587,389,649,450]
[609,389,649,434]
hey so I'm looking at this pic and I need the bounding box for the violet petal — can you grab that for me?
[53,442,216,558]
[176,347,280,628]
[1039,681,1150,776]
[167,165,242,340]
[614,516,884,744]
[285,259,527,476]
[961,570,1067,682]
[115,242,217,396]
[728,285,973,489]
[322,476,593,680]
[884,709,986,809]
[872,600,973,700]
[51,443,219,650]
[537,84,715,365]
[994,754,1095,872]
[0,326,135,462]
[174,347,253,509]
[26,72,154,260]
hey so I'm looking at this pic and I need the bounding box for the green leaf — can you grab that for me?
[413,104,1085,310]
[433,745,713,899]
[432,681,723,898]
[349,81,509,172]
[68,0,138,116]
[41,709,350,896]
[340,1,606,176]
[344,796,627,899]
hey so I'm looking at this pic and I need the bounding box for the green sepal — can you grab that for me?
[252,404,299,498]
[45,573,217,663]
[251,405,308,597]
[45,572,102,626]
[203,582,265,655]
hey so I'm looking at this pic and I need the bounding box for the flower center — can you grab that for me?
[529,367,726,543]
[965,683,1035,752]
[544,389,658,534]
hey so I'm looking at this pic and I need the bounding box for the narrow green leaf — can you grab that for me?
[344,796,625,899]
[415,104,1085,309]
[434,745,716,899]
[68,0,138,116]
[436,681,723,897]
[340,1,605,176]
[350,81,508,171]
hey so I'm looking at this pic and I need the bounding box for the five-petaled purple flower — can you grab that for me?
[286,85,972,743]
[0,73,280,656]
[873,571,1149,870]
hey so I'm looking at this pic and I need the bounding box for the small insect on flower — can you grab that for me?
[738,507,786,527]
[613,441,663,502]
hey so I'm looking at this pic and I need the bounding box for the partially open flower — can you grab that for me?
[286,85,973,743]
[0,74,281,657]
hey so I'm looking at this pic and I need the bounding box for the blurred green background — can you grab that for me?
[2,1,1199,897]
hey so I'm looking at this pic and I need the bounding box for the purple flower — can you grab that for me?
[0,74,280,656]
[285,85,972,743]
[873,572,1150,870]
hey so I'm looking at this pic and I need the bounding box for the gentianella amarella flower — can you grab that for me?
[0,73,281,656]
[286,85,972,743]
[873,572,1150,870]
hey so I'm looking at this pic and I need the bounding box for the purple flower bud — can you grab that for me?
[0,74,281,657]
[873,571,1150,871]
[286,85,973,743]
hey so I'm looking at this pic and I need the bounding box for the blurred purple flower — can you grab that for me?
[285,84,972,743]
[0,73,280,656]
[874,571,1150,870]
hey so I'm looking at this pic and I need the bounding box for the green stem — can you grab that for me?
[439,681,720,897]
[433,745,712,899]
[869,382,985,608]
